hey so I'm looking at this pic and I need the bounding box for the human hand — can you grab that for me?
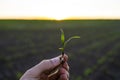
[20,54,69,80]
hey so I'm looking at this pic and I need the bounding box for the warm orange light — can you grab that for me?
[0,16,120,20]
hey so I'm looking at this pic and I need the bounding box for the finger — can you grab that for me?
[59,68,69,80]
[48,55,69,80]
[49,66,69,80]
[61,54,68,62]
[43,54,68,74]
[46,54,68,70]
[62,62,69,71]
[47,54,68,75]
[48,69,60,80]
[46,54,69,78]
[59,68,69,77]
[59,74,68,80]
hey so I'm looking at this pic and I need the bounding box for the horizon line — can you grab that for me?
[0,16,120,20]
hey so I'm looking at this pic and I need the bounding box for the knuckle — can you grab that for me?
[41,60,51,69]
[41,60,49,64]
[26,69,33,74]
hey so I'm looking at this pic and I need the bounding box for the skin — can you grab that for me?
[20,54,69,80]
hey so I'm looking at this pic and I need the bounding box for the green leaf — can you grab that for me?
[59,48,64,51]
[59,29,80,54]
[60,29,65,45]
[64,36,80,47]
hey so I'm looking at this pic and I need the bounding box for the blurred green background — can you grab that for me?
[0,20,120,80]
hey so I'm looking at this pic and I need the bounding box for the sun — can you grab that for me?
[48,15,68,20]
[43,11,69,20]
[55,17,63,20]
[53,16,66,20]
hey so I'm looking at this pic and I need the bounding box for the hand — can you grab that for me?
[20,54,69,80]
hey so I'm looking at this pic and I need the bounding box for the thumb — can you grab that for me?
[23,56,61,78]
[33,54,68,75]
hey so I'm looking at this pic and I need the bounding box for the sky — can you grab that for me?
[0,0,120,20]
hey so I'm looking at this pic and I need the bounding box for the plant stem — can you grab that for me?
[62,51,64,56]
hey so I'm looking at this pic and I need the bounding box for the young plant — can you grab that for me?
[59,29,80,60]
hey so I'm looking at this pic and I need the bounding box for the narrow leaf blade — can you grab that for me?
[60,29,65,45]
[71,36,80,39]
[59,48,64,51]
[64,36,80,47]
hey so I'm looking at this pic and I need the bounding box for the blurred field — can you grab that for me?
[0,20,120,80]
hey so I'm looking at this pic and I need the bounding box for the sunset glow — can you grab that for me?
[0,0,120,20]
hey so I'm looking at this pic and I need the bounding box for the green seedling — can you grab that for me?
[59,29,80,59]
